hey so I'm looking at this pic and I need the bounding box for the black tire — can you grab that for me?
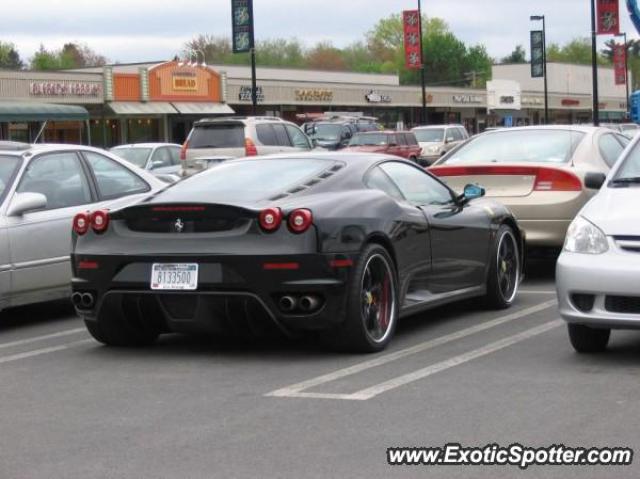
[330,244,399,353]
[567,324,610,353]
[84,299,159,347]
[485,225,520,309]
[408,156,418,163]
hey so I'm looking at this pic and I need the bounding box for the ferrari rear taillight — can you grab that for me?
[533,168,582,191]
[430,165,582,192]
[288,209,313,234]
[179,140,189,161]
[91,209,110,234]
[245,137,258,156]
[259,207,282,232]
[72,212,90,235]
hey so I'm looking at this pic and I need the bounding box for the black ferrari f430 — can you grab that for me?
[71,153,523,352]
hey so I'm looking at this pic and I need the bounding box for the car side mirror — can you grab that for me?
[584,172,606,190]
[7,192,47,216]
[462,183,485,201]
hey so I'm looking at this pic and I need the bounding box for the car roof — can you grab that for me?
[412,124,464,130]
[111,143,181,149]
[479,125,604,135]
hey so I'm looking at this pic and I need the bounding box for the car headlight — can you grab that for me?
[563,216,608,254]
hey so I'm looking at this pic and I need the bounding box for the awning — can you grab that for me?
[171,102,235,115]
[0,102,89,122]
[108,102,177,115]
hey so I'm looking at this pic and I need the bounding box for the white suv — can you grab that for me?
[411,124,469,166]
[181,116,314,175]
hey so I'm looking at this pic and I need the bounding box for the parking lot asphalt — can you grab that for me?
[1,259,639,479]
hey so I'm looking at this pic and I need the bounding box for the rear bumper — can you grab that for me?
[72,253,356,334]
[516,219,571,247]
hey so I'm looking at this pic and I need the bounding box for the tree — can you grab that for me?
[30,43,107,70]
[0,41,24,69]
[547,38,608,65]
[306,42,346,70]
[501,45,527,64]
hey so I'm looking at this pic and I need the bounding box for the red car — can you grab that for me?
[344,131,421,162]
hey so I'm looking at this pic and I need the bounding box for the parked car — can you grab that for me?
[412,124,469,166]
[304,121,356,150]
[430,126,630,248]
[181,116,314,175]
[0,143,164,312]
[110,143,182,181]
[344,131,421,161]
[557,134,640,352]
[71,152,522,352]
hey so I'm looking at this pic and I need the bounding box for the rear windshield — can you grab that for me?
[309,124,341,141]
[441,129,586,165]
[349,133,388,146]
[413,128,444,142]
[161,158,336,202]
[110,147,151,168]
[0,155,21,202]
[189,124,244,148]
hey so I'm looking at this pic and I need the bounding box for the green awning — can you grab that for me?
[0,102,89,122]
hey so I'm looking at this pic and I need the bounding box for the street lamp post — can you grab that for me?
[615,32,630,119]
[418,0,427,125]
[530,15,549,124]
[590,0,600,126]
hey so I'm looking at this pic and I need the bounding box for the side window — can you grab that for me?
[17,152,92,210]
[445,128,456,142]
[452,129,464,141]
[83,152,150,200]
[285,124,311,149]
[396,133,407,146]
[599,133,625,168]
[169,146,181,165]
[255,124,278,146]
[459,127,469,139]
[364,166,404,200]
[272,124,292,147]
[405,133,418,146]
[150,147,172,169]
[380,161,453,206]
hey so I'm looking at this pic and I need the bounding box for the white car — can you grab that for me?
[0,142,164,311]
[556,134,640,352]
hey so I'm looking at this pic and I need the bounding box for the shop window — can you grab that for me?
[17,152,92,210]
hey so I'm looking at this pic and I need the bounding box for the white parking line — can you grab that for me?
[0,339,93,365]
[0,328,86,350]
[266,299,557,399]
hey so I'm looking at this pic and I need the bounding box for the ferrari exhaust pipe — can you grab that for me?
[278,295,297,313]
[71,292,83,306]
[299,295,320,312]
[80,293,95,309]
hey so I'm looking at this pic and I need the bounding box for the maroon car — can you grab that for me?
[344,131,421,162]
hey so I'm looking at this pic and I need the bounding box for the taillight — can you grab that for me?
[245,137,258,156]
[288,209,313,234]
[72,212,90,235]
[259,207,282,232]
[533,168,582,191]
[180,140,189,161]
[90,209,110,234]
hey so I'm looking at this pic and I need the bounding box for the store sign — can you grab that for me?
[402,10,422,70]
[486,80,521,110]
[452,94,483,104]
[365,90,391,103]
[596,0,620,35]
[522,97,543,106]
[295,89,333,102]
[561,99,580,106]
[172,73,198,91]
[29,81,102,97]
[231,0,254,53]
[613,43,627,85]
[239,85,264,102]
[530,30,544,78]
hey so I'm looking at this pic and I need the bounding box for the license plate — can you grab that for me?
[150,263,198,290]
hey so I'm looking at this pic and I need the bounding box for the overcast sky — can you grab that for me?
[4,0,638,64]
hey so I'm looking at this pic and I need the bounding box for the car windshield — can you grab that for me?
[413,128,445,143]
[110,147,152,168]
[0,155,21,202]
[613,141,640,182]
[349,133,388,146]
[309,124,342,141]
[161,158,336,202]
[441,129,585,164]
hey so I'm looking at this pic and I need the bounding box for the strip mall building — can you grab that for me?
[0,61,630,147]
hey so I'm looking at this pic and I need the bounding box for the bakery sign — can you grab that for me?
[295,88,333,102]
[29,81,102,97]
[172,70,197,91]
[365,90,391,103]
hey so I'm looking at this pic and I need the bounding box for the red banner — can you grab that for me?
[613,43,627,85]
[403,10,422,70]
[597,0,620,35]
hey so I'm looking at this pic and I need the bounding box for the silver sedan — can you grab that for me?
[556,134,640,353]
[0,142,164,312]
